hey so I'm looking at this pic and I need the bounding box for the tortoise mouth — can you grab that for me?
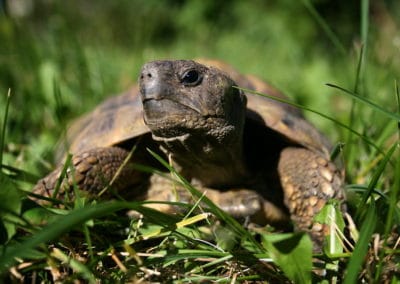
[142,98,201,121]
[143,98,225,138]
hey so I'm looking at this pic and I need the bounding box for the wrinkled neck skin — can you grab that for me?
[152,124,249,188]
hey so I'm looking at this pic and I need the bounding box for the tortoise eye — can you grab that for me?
[181,69,202,86]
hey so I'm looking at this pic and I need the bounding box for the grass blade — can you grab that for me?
[360,0,369,54]
[0,89,11,171]
[238,87,383,154]
[374,82,400,281]
[376,144,400,282]
[326,83,400,121]
[146,148,264,252]
[343,201,377,284]
[0,201,143,271]
[356,142,398,219]
[51,247,96,283]
[397,80,400,130]
[0,164,39,183]
[345,45,366,171]
[301,0,346,55]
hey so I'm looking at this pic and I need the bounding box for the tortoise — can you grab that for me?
[33,59,345,247]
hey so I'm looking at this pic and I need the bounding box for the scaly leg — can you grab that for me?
[277,147,345,248]
[33,147,147,203]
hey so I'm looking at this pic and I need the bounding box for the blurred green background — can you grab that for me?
[0,0,399,179]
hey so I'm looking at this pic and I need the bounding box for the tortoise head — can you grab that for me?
[139,60,247,142]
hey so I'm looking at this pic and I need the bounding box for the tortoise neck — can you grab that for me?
[153,128,248,188]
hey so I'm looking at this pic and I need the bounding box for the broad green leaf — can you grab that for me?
[262,233,312,284]
[315,202,346,256]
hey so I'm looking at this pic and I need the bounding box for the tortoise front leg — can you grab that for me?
[277,147,345,248]
[33,147,146,203]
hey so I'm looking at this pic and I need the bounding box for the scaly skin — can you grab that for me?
[278,147,344,248]
[33,147,146,203]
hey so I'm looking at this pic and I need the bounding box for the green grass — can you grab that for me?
[1,1,400,282]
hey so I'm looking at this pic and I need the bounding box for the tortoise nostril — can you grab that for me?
[140,73,153,80]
